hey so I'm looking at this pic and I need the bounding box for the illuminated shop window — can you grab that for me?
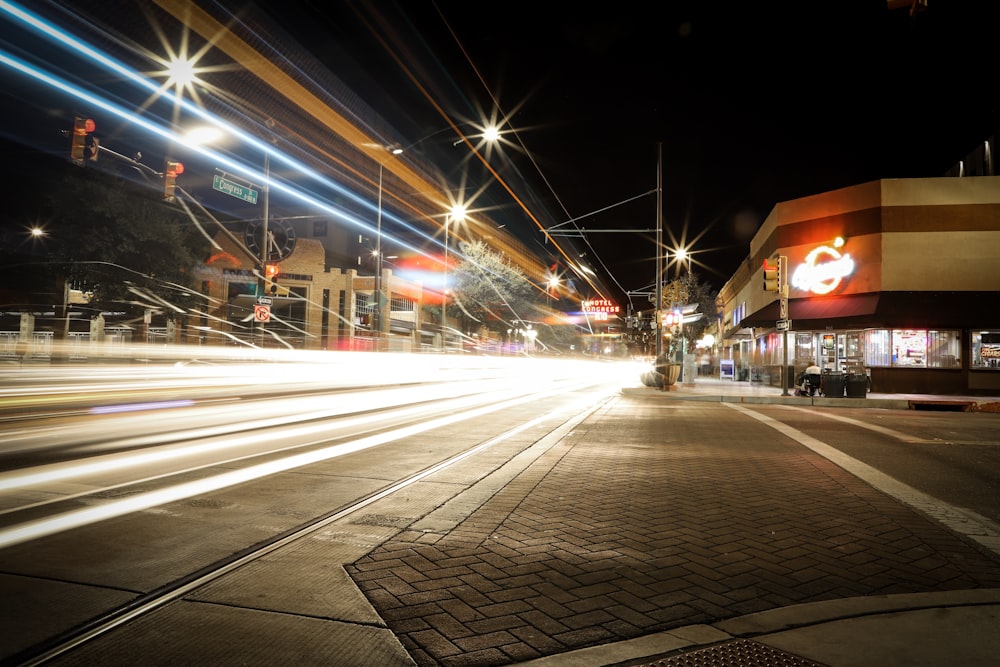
[925,331,961,368]
[972,332,1000,369]
[864,329,960,368]
[864,330,890,367]
[889,330,960,368]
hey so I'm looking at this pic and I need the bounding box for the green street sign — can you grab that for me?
[212,174,258,204]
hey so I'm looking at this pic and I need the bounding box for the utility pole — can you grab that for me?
[373,163,384,351]
[779,255,790,396]
[655,142,663,360]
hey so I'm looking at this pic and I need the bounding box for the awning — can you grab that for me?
[740,291,1000,331]
[741,293,879,329]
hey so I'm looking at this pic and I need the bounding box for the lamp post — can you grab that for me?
[442,205,465,352]
[372,162,385,350]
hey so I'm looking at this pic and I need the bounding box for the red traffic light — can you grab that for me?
[73,117,95,135]
[70,117,96,165]
[163,160,184,201]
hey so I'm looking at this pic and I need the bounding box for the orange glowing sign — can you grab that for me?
[791,241,855,295]
[581,299,620,314]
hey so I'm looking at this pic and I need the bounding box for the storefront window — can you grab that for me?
[864,329,960,368]
[864,329,890,367]
[926,330,960,368]
[972,331,1000,369]
[794,332,814,367]
[844,332,863,373]
[889,329,960,368]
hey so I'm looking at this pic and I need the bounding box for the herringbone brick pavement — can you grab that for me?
[346,398,1000,666]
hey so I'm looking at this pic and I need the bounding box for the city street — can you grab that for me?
[1,361,998,665]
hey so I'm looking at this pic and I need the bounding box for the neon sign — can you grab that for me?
[791,242,854,295]
[581,299,619,321]
[581,299,620,313]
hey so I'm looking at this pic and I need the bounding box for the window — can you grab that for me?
[355,292,372,317]
[971,331,1000,369]
[926,330,960,368]
[865,329,960,368]
[390,295,414,313]
[888,329,960,368]
[864,329,890,367]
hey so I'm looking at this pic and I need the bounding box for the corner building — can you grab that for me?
[718,175,1000,396]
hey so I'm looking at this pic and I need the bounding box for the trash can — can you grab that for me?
[821,372,845,398]
[846,373,868,398]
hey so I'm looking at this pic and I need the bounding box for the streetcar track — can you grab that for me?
[8,376,614,666]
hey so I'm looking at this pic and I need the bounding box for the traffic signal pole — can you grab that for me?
[779,255,790,396]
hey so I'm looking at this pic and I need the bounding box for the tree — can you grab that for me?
[450,240,535,339]
[662,271,719,359]
[1,143,211,328]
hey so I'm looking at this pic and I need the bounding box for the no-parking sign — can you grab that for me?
[253,304,271,323]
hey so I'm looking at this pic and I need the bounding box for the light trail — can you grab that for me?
[0,1,434,257]
[0,375,613,549]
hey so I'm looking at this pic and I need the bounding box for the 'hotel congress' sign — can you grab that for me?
[581,299,620,321]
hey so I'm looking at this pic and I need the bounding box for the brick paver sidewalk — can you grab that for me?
[347,397,1000,666]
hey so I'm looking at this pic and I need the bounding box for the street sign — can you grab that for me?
[256,296,272,305]
[213,174,259,204]
[776,319,791,331]
[253,304,271,323]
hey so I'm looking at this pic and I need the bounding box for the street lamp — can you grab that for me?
[547,276,559,308]
[443,205,466,351]
[372,162,385,350]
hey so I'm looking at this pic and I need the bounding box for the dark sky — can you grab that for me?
[258,0,998,302]
[2,1,996,306]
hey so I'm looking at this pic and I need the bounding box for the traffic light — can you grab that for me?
[163,160,184,201]
[265,263,279,295]
[763,259,780,292]
[69,117,95,166]
[264,263,285,296]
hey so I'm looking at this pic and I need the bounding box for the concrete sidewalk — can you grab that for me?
[341,380,1000,667]
[622,374,1000,412]
[523,379,1000,666]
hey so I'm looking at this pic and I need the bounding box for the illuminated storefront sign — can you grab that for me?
[581,299,620,322]
[981,346,1000,363]
[791,239,855,295]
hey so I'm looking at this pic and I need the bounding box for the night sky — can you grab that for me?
[2,1,996,307]
[260,0,998,301]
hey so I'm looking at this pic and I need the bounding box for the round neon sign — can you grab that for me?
[791,245,854,295]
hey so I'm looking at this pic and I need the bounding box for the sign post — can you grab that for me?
[779,255,790,396]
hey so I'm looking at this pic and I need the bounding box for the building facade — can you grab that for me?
[194,232,432,353]
[718,175,1000,396]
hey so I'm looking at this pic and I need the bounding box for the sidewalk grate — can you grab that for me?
[626,639,827,666]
